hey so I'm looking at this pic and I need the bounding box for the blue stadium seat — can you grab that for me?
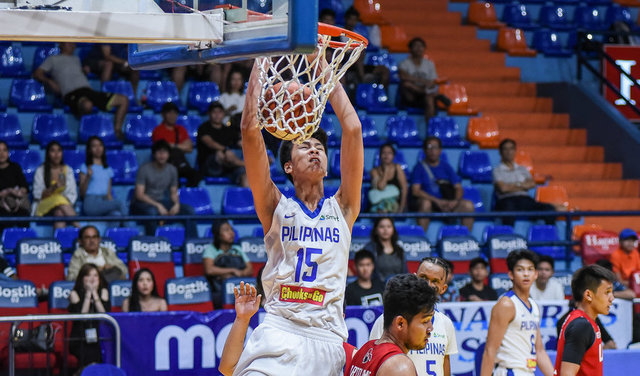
[324,185,339,198]
[10,79,52,112]
[482,225,515,243]
[386,115,421,147]
[267,149,286,184]
[502,4,537,30]
[538,6,574,31]
[32,45,59,71]
[605,5,633,28]
[585,0,612,6]
[106,150,138,184]
[528,224,565,259]
[490,273,513,296]
[79,114,123,149]
[102,80,143,112]
[359,114,383,147]
[54,227,80,252]
[365,52,399,83]
[177,114,202,142]
[438,225,470,242]
[319,0,345,24]
[330,149,368,180]
[320,116,340,147]
[532,30,573,57]
[248,0,273,14]
[0,113,28,149]
[8,149,42,184]
[143,80,181,112]
[396,224,425,237]
[222,276,257,309]
[427,117,470,148]
[2,227,37,252]
[574,6,607,31]
[179,187,214,215]
[252,227,264,238]
[124,114,156,148]
[222,187,256,215]
[372,147,409,171]
[352,223,372,238]
[31,114,75,148]
[80,363,126,376]
[64,149,85,179]
[462,186,485,212]
[459,150,493,183]
[355,83,396,114]
[104,227,140,251]
[155,226,185,249]
[188,81,221,114]
[0,44,28,77]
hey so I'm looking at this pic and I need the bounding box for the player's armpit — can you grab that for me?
[559,361,581,376]
[377,354,417,376]
[480,297,515,376]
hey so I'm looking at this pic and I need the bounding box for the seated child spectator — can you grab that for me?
[122,268,168,312]
[32,141,78,229]
[152,102,202,187]
[459,257,498,301]
[67,225,127,283]
[0,141,30,231]
[130,140,197,237]
[345,250,385,306]
[609,228,640,287]
[83,43,140,94]
[79,136,126,217]
[363,217,408,281]
[368,143,407,213]
[197,102,247,186]
[411,137,474,232]
[218,70,246,122]
[529,255,565,300]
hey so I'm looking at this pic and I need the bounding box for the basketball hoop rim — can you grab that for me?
[318,22,368,49]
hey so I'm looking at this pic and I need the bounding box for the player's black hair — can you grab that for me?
[537,255,555,270]
[506,249,539,271]
[571,264,616,302]
[499,138,516,153]
[408,37,426,50]
[383,274,438,330]
[354,249,375,265]
[420,257,450,279]
[423,136,442,150]
[469,257,488,270]
[443,258,454,275]
[279,128,328,183]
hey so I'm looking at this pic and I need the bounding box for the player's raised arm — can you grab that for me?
[480,297,515,376]
[330,83,363,228]
[241,61,281,232]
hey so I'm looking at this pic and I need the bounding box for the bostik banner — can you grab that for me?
[109,280,132,310]
[399,235,434,261]
[104,300,633,376]
[17,238,62,264]
[239,237,267,263]
[48,280,74,310]
[128,236,172,262]
[165,276,211,305]
[183,238,209,265]
[0,279,37,307]
[440,235,482,261]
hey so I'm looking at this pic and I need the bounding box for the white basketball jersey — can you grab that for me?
[495,291,540,373]
[262,194,351,340]
[368,310,458,376]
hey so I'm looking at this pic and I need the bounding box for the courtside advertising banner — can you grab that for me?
[128,236,172,262]
[602,44,640,121]
[165,276,210,305]
[0,279,37,307]
[104,300,632,376]
[17,238,62,264]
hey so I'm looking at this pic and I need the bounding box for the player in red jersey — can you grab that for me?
[554,264,615,376]
[349,274,438,376]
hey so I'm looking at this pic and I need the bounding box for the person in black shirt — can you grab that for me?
[345,250,385,306]
[459,257,498,301]
[196,102,247,186]
[0,141,30,231]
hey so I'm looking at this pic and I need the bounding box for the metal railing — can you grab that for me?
[0,313,121,376]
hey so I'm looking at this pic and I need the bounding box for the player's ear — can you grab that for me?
[284,161,293,174]
[393,315,406,330]
[584,289,594,303]
[440,283,448,295]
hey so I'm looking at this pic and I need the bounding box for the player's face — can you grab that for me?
[416,262,448,295]
[591,280,614,315]
[288,138,327,181]
[509,259,537,291]
[405,309,434,350]
[375,219,394,241]
[536,261,553,284]
[355,258,374,280]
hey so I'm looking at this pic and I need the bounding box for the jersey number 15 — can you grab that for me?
[295,247,322,282]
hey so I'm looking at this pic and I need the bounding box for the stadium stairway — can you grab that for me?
[366,0,640,232]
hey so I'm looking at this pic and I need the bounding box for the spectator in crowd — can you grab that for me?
[398,37,441,124]
[440,258,460,302]
[530,255,565,300]
[152,102,202,187]
[171,63,222,93]
[363,217,408,281]
[83,43,140,95]
[79,136,126,217]
[493,139,559,226]
[67,225,127,283]
[33,141,78,229]
[369,143,407,213]
[459,257,498,301]
[0,254,17,280]
[0,141,30,231]
[68,263,110,367]
[122,268,168,312]
[219,70,246,122]
[203,220,253,308]
[319,8,336,25]
[595,259,637,300]
[609,228,640,287]
[345,250,385,306]
[130,140,197,237]
[33,42,129,138]
[411,137,474,232]
[196,102,247,186]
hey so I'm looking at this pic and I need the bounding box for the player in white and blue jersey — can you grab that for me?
[481,250,554,376]
[369,257,458,376]
[231,62,363,376]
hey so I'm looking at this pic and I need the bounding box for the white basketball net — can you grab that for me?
[257,29,367,143]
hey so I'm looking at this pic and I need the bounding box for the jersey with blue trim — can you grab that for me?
[495,290,540,373]
[262,194,351,340]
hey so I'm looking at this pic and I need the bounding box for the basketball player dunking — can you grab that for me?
[231,61,363,376]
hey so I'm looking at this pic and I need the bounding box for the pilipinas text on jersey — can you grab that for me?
[495,291,540,372]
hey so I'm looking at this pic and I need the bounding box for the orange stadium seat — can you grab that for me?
[467,116,500,148]
[497,27,537,57]
[439,83,478,115]
[468,2,505,29]
[535,185,570,209]
[572,223,603,253]
[353,0,387,25]
[515,150,547,184]
[380,25,409,52]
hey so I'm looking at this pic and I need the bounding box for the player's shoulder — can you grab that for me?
[434,310,454,328]
[377,353,415,376]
